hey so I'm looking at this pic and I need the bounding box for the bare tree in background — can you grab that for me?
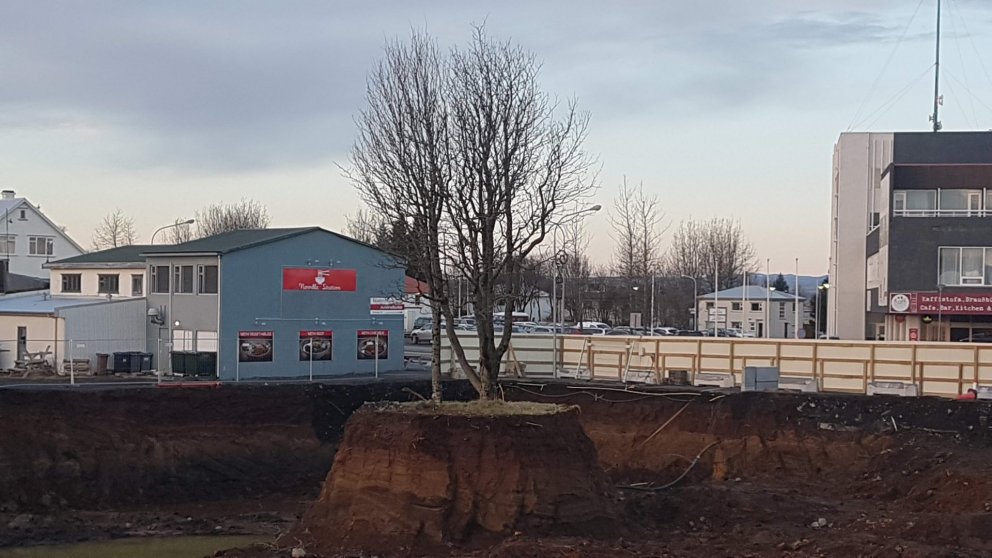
[560,219,592,325]
[195,199,270,237]
[666,217,757,292]
[167,218,194,244]
[92,209,136,250]
[610,178,665,325]
[345,208,387,246]
[349,27,595,400]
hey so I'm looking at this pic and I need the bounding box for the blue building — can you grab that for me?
[143,228,405,380]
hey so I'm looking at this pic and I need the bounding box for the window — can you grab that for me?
[0,235,14,255]
[731,321,742,329]
[895,189,990,217]
[731,302,742,311]
[98,274,119,294]
[706,302,714,308]
[18,209,25,220]
[939,247,992,286]
[61,273,81,293]
[28,236,53,256]
[198,265,218,294]
[150,265,170,293]
[778,303,786,318]
[131,274,143,296]
[174,265,194,293]
[751,302,761,311]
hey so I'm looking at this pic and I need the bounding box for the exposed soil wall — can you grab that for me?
[289,403,617,556]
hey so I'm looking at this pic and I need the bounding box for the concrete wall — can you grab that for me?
[828,132,893,340]
[49,267,147,297]
[1,202,82,278]
[0,314,64,370]
[217,230,405,380]
[442,333,992,398]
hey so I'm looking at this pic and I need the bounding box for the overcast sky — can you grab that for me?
[2,0,991,274]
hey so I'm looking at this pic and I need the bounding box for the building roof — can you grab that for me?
[141,227,381,256]
[45,245,154,268]
[0,292,116,315]
[0,196,86,253]
[3,272,49,294]
[698,286,806,302]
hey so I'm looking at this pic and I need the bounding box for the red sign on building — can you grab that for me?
[890,292,992,315]
[282,268,357,292]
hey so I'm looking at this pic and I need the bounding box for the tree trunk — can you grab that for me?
[430,303,443,403]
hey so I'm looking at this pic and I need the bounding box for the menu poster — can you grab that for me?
[357,329,388,360]
[299,330,333,361]
[238,331,273,363]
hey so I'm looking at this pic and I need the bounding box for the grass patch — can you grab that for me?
[371,400,574,417]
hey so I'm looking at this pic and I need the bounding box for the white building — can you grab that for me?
[697,286,809,339]
[44,245,150,298]
[0,190,84,278]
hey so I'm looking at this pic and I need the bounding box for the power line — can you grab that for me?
[857,64,936,130]
[946,0,981,128]
[847,0,928,131]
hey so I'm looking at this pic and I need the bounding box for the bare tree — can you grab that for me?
[92,209,136,250]
[167,218,194,244]
[345,208,387,246]
[348,27,595,400]
[609,178,665,325]
[666,217,757,292]
[194,199,270,237]
[347,32,451,402]
[441,28,596,398]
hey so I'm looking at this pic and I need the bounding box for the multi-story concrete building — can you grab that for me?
[828,131,992,341]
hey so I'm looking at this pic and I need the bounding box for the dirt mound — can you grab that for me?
[288,402,619,556]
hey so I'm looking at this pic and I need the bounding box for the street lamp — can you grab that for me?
[551,204,601,377]
[816,283,830,338]
[151,219,195,245]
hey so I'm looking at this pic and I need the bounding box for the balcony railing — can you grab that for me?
[894,209,989,217]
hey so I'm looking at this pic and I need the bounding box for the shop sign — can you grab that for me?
[357,329,388,360]
[890,292,992,315]
[238,331,273,362]
[282,268,357,291]
[370,297,405,315]
[299,330,333,361]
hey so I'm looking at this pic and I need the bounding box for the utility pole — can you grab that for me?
[931,0,942,132]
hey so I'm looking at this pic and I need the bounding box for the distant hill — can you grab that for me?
[748,274,828,296]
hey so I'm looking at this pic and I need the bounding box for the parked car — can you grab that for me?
[676,330,704,336]
[652,327,678,336]
[409,324,436,344]
[961,333,992,343]
[574,321,611,330]
[567,326,608,335]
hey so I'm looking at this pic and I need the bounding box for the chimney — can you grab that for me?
[0,190,14,200]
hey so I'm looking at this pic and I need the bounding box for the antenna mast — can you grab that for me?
[931,0,942,132]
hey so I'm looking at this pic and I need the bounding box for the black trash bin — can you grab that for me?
[171,351,187,374]
[196,351,217,377]
[126,351,142,373]
[112,352,133,373]
[136,352,153,372]
[183,352,198,376]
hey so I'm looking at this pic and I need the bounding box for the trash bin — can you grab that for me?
[136,352,153,372]
[126,351,142,373]
[183,352,198,376]
[95,353,109,375]
[112,352,133,373]
[171,351,187,374]
[196,352,217,377]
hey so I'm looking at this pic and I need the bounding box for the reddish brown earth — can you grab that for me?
[286,403,617,556]
[3,380,992,557]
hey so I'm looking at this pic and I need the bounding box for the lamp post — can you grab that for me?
[151,219,195,244]
[551,204,601,377]
[765,258,771,338]
[794,258,800,340]
[680,275,697,330]
[937,283,945,341]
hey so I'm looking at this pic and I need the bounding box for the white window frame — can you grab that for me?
[938,246,992,287]
[27,236,54,256]
[0,235,15,255]
[895,188,990,217]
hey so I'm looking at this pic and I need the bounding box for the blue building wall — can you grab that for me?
[217,230,405,379]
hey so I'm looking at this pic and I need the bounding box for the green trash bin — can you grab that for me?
[196,352,217,377]
[171,351,186,374]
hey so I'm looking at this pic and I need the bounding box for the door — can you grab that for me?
[16,326,27,361]
[756,321,764,338]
